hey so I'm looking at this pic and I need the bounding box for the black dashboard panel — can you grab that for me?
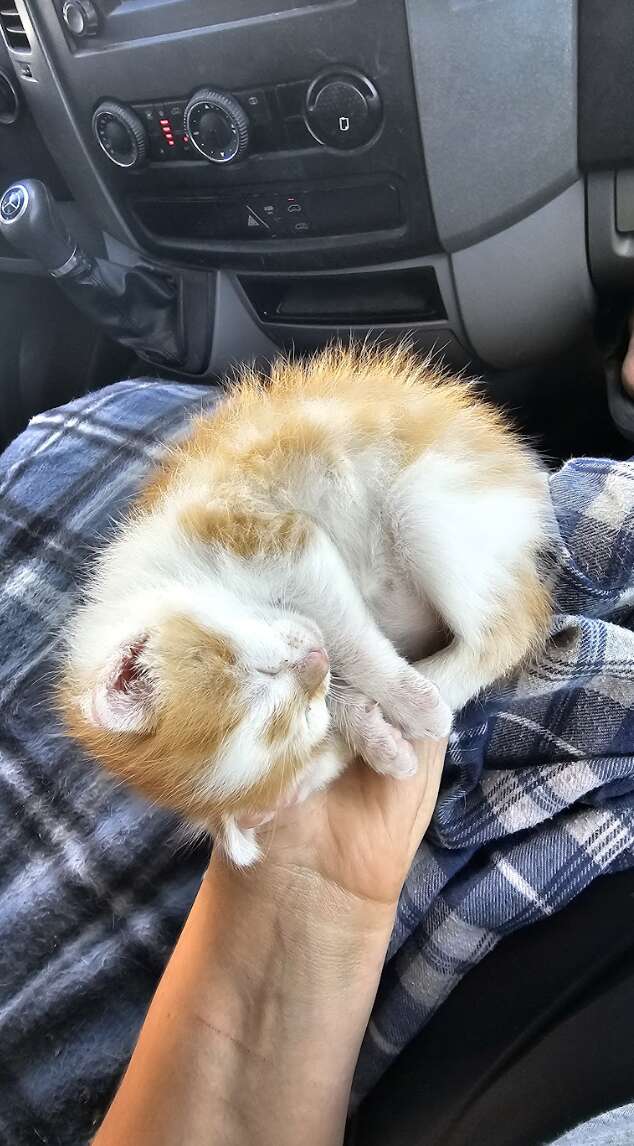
[12,0,439,271]
[0,0,596,371]
[579,0,634,169]
[59,0,326,52]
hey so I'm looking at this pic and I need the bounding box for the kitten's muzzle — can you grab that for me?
[295,648,330,695]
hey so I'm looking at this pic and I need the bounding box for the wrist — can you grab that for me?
[203,855,395,1004]
[165,862,391,1144]
[196,858,393,1072]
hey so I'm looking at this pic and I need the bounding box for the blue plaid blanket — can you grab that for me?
[1,380,633,1144]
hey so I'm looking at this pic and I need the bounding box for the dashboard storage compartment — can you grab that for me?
[238,267,446,325]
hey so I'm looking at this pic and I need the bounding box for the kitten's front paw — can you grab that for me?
[383,669,452,741]
[363,704,419,778]
[348,700,418,779]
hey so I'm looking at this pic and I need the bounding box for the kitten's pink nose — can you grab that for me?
[295,648,330,694]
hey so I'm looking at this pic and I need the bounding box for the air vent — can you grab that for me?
[0,1,30,51]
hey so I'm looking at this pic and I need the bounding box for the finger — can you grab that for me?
[348,736,447,844]
[410,737,447,841]
[386,737,447,838]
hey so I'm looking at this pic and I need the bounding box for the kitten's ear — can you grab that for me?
[81,636,158,734]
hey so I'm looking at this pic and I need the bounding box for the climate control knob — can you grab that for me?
[184,89,249,164]
[92,101,148,169]
[305,69,382,150]
[62,0,99,38]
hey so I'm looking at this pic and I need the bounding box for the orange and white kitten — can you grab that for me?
[60,345,551,865]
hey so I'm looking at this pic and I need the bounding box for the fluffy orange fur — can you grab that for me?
[142,343,537,520]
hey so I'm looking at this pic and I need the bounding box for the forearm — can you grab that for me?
[93,859,394,1146]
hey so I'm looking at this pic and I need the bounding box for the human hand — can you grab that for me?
[95,739,447,1146]
[207,738,447,940]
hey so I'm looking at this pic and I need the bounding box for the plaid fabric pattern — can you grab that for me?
[354,456,634,1102]
[0,382,633,1142]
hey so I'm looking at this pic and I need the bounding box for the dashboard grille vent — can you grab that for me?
[0,1,29,51]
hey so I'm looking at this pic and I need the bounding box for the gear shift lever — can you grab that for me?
[0,178,183,367]
[0,180,78,272]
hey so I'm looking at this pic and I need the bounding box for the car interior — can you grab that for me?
[0,1,633,1143]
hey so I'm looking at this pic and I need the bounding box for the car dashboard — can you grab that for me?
[0,0,629,375]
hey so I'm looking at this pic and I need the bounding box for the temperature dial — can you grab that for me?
[184,89,249,164]
[92,101,147,168]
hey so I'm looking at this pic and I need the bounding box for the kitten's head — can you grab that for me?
[60,587,331,826]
